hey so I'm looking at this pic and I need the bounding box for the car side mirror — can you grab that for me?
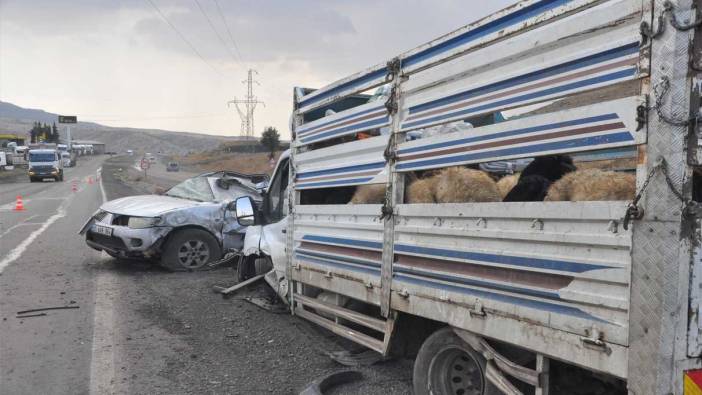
[235,196,258,226]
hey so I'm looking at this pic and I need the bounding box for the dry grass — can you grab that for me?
[177,151,282,175]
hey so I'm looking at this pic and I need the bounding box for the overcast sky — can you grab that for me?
[0,0,513,138]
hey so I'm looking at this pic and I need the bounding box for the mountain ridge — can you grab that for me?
[0,101,238,154]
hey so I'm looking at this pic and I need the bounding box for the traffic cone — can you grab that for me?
[88,176,93,185]
[14,195,25,211]
[72,181,78,192]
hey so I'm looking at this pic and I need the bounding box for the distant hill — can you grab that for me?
[0,101,238,155]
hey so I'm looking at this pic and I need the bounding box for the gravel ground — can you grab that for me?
[100,156,413,395]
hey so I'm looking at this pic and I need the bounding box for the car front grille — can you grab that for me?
[87,232,127,250]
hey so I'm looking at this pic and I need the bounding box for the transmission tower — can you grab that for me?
[228,69,264,139]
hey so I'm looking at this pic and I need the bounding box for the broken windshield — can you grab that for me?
[165,177,214,202]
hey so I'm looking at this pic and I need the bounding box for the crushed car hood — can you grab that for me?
[101,195,206,217]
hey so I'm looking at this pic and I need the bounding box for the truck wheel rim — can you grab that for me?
[428,347,483,395]
[177,240,210,268]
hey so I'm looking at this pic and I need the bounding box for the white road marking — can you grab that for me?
[89,165,118,395]
[0,203,68,273]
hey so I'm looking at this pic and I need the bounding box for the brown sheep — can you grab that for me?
[544,169,636,202]
[406,177,439,203]
[434,167,501,203]
[496,173,520,200]
[349,184,386,204]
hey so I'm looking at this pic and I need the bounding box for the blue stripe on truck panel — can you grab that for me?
[397,113,620,156]
[301,235,618,274]
[297,161,386,179]
[407,42,638,116]
[395,131,634,171]
[297,0,576,110]
[394,244,615,273]
[394,274,611,324]
[402,68,637,130]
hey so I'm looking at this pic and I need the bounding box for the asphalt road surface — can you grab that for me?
[0,155,413,395]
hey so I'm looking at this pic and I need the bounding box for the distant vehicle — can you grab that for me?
[61,151,76,167]
[127,150,134,155]
[79,171,268,271]
[57,144,68,152]
[27,149,63,182]
[148,156,157,163]
[166,162,179,172]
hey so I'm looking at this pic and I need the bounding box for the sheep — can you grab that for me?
[434,167,501,203]
[503,155,576,202]
[544,169,636,201]
[520,155,576,181]
[406,177,439,203]
[349,184,386,204]
[496,173,520,200]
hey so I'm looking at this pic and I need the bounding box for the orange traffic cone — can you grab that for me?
[88,176,93,185]
[72,181,78,192]
[14,195,25,211]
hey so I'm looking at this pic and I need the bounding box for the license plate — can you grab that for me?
[93,224,113,236]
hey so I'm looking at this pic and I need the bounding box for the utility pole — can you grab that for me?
[228,69,264,139]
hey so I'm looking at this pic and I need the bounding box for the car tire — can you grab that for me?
[29,177,36,183]
[59,173,64,182]
[413,327,500,395]
[160,228,221,272]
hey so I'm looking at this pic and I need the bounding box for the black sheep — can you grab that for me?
[503,155,575,202]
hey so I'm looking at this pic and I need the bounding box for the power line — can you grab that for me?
[193,0,242,67]
[212,0,245,65]
[144,0,223,77]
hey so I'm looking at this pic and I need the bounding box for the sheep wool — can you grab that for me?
[545,169,636,202]
[349,184,386,204]
[435,167,501,203]
[406,177,439,203]
[496,173,520,199]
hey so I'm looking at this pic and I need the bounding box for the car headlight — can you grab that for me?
[128,216,161,229]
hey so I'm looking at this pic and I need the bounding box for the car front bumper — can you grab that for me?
[83,220,172,258]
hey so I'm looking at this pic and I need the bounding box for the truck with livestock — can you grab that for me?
[233,0,702,393]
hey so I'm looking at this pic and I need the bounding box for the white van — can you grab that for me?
[28,149,63,182]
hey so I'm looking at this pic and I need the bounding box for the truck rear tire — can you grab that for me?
[160,229,221,272]
[413,327,499,395]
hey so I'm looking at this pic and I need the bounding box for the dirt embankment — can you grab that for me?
[176,151,283,176]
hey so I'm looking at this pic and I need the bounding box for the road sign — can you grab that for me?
[58,115,77,124]
[140,158,150,170]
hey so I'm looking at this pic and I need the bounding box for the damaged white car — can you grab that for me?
[79,171,267,271]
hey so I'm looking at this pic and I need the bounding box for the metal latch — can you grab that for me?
[580,327,611,355]
[469,299,486,318]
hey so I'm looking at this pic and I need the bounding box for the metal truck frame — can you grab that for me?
[236,0,702,393]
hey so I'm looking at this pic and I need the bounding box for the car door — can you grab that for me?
[259,158,289,277]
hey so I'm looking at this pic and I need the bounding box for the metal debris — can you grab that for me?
[327,350,384,367]
[16,305,79,315]
[299,370,363,395]
[212,273,265,295]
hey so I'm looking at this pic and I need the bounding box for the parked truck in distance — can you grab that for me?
[232,0,702,393]
[27,148,63,182]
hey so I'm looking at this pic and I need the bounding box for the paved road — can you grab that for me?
[0,156,108,394]
[0,155,413,395]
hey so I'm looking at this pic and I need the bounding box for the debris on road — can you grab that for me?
[243,296,288,314]
[212,273,265,295]
[327,350,384,367]
[15,313,47,319]
[299,370,363,395]
[16,305,80,315]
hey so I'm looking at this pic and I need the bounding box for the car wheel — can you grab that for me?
[160,229,221,272]
[413,327,500,395]
[29,177,35,183]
